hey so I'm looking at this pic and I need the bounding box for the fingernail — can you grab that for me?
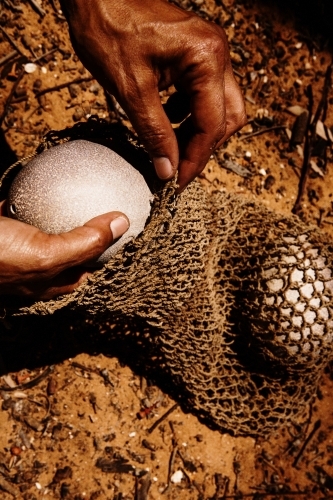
[110,216,129,240]
[153,157,174,179]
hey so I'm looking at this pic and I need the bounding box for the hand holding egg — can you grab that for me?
[0,140,152,299]
[7,140,153,264]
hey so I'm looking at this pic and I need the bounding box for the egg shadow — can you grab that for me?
[0,310,192,423]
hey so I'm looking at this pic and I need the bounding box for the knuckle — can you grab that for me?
[82,225,107,253]
[204,33,226,56]
[184,20,226,63]
[140,128,171,153]
[197,32,226,59]
[91,231,107,254]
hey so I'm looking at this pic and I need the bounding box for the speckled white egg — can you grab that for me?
[8,140,153,263]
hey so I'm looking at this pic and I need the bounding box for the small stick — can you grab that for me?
[27,0,46,16]
[135,473,151,500]
[0,365,53,391]
[23,104,42,123]
[147,403,178,434]
[260,456,279,474]
[32,47,58,63]
[3,0,23,12]
[292,62,332,214]
[0,26,25,57]
[0,50,17,67]
[71,361,96,374]
[162,441,178,494]
[49,0,66,18]
[232,68,245,79]
[213,473,229,499]
[292,419,321,468]
[34,76,93,98]
[239,125,287,141]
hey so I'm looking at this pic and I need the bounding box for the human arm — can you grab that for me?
[60,0,246,191]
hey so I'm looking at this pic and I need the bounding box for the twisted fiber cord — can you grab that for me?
[6,118,333,436]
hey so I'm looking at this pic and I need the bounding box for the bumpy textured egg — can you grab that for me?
[8,140,153,263]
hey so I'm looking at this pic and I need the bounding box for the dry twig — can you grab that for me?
[292,62,333,214]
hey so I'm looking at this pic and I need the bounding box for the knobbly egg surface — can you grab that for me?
[8,140,153,263]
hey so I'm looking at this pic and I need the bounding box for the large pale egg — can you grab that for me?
[7,140,153,263]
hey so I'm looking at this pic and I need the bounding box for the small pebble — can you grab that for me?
[170,470,184,484]
[68,83,81,99]
[72,108,85,121]
[264,174,275,190]
[10,446,22,456]
[24,63,37,74]
[89,83,101,94]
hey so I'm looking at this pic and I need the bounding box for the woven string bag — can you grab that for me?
[2,118,333,437]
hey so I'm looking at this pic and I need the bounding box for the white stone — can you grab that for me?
[171,470,184,484]
[24,63,37,73]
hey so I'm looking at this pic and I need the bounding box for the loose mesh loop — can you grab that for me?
[4,117,333,436]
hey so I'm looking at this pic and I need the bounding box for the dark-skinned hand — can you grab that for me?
[0,199,129,300]
[1,0,246,301]
[61,0,247,191]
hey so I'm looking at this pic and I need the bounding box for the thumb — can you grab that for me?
[45,212,129,273]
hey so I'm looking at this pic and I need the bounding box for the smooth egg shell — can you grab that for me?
[8,140,153,263]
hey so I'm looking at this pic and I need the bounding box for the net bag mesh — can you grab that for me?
[4,120,333,437]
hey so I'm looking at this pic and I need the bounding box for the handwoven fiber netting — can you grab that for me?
[4,121,333,437]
